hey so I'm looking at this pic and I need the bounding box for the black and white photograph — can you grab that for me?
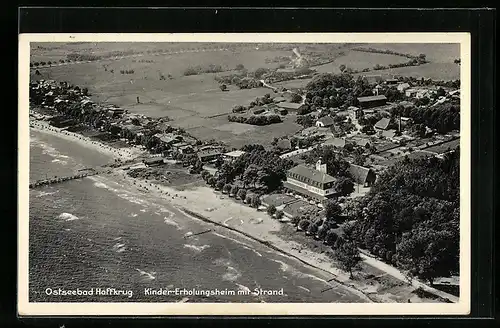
[18,33,470,316]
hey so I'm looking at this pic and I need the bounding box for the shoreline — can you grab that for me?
[30,117,458,303]
[29,119,146,162]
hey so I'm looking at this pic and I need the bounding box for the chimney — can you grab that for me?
[316,159,327,173]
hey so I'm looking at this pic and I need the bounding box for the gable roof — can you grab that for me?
[374,117,391,130]
[224,150,246,158]
[349,164,375,185]
[316,116,335,126]
[357,95,388,103]
[323,137,346,148]
[381,129,397,139]
[288,164,336,185]
[277,102,302,110]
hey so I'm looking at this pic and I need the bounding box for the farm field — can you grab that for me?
[29,42,272,63]
[31,45,303,148]
[355,43,460,63]
[314,50,410,74]
[354,62,460,81]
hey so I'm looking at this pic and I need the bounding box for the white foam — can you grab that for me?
[183,244,211,252]
[222,266,242,282]
[298,286,311,293]
[130,213,138,217]
[35,190,59,198]
[93,182,109,189]
[58,213,80,221]
[135,268,156,280]
[236,283,252,294]
[164,217,182,229]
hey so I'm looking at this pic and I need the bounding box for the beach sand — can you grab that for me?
[29,119,145,161]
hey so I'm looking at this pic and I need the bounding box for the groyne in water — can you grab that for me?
[29,169,110,189]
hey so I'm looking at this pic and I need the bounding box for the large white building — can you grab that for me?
[283,160,337,201]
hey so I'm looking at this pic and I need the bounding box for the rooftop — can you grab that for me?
[288,164,336,185]
[277,102,302,110]
[224,150,246,158]
[316,116,335,126]
[357,95,388,103]
[374,117,391,130]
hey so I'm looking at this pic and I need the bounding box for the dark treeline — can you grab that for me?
[391,101,460,134]
[345,148,460,284]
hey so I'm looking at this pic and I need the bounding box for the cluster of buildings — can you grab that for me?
[29,79,244,166]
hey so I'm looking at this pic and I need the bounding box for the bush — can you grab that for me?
[251,196,261,208]
[244,194,252,204]
[267,204,277,216]
[222,184,232,193]
[298,219,311,231]
[275,210,284,220]
[236,189,247,200]
[230,185,239,196]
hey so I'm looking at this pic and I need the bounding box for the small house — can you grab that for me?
[143,157,164,167]
[374,117,391,131]
[357,95,387,109]
[223,150,246,163]
[197,148,223,163]
[315,116,335,128]
[397,83,411,92]
[349,164,377,187]
[277,102,303,112]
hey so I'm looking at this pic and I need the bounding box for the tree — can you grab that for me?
[316,224,329,240]
[291,216,301,226]
[290,93,302,103]
[230,185,239,196]
[275,210,284,221]
[267,204,277,216]
[324,229,339,245]
[236,189,247,200]
[307,219,321,236]
[298,219,311,231]
[244,194,252,204]
[254,68,268,79]
[215,180,224,190]
[323,199,342,219]
[220,84,228,92]
[251,195,261,208]
[333,240,361,278]
[333,176,355,196]
[236,63,245,70]
[208,176,216,187]
[339,64,346,73]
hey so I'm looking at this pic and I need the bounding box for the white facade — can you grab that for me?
[286,177,336,196]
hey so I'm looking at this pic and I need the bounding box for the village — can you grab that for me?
[29,45,461,301]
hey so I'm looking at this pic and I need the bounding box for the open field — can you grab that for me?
[314,50,410,74]
[353,62,460,80]
[355,43,460,63]
[31,46,303,148]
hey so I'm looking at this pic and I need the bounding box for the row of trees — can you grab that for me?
[120,69,135,74]
[200,170,262,208]
[390,101,460,134]
[183,64,227,76]
[228,114,282,126]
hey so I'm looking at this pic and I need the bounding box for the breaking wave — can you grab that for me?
[183,244,211,252]
[57,213,80,221]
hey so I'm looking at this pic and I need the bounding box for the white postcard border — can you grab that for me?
[18,32,471,316]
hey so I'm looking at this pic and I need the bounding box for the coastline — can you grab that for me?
[29,119,146,162]
[29,118,458,303]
